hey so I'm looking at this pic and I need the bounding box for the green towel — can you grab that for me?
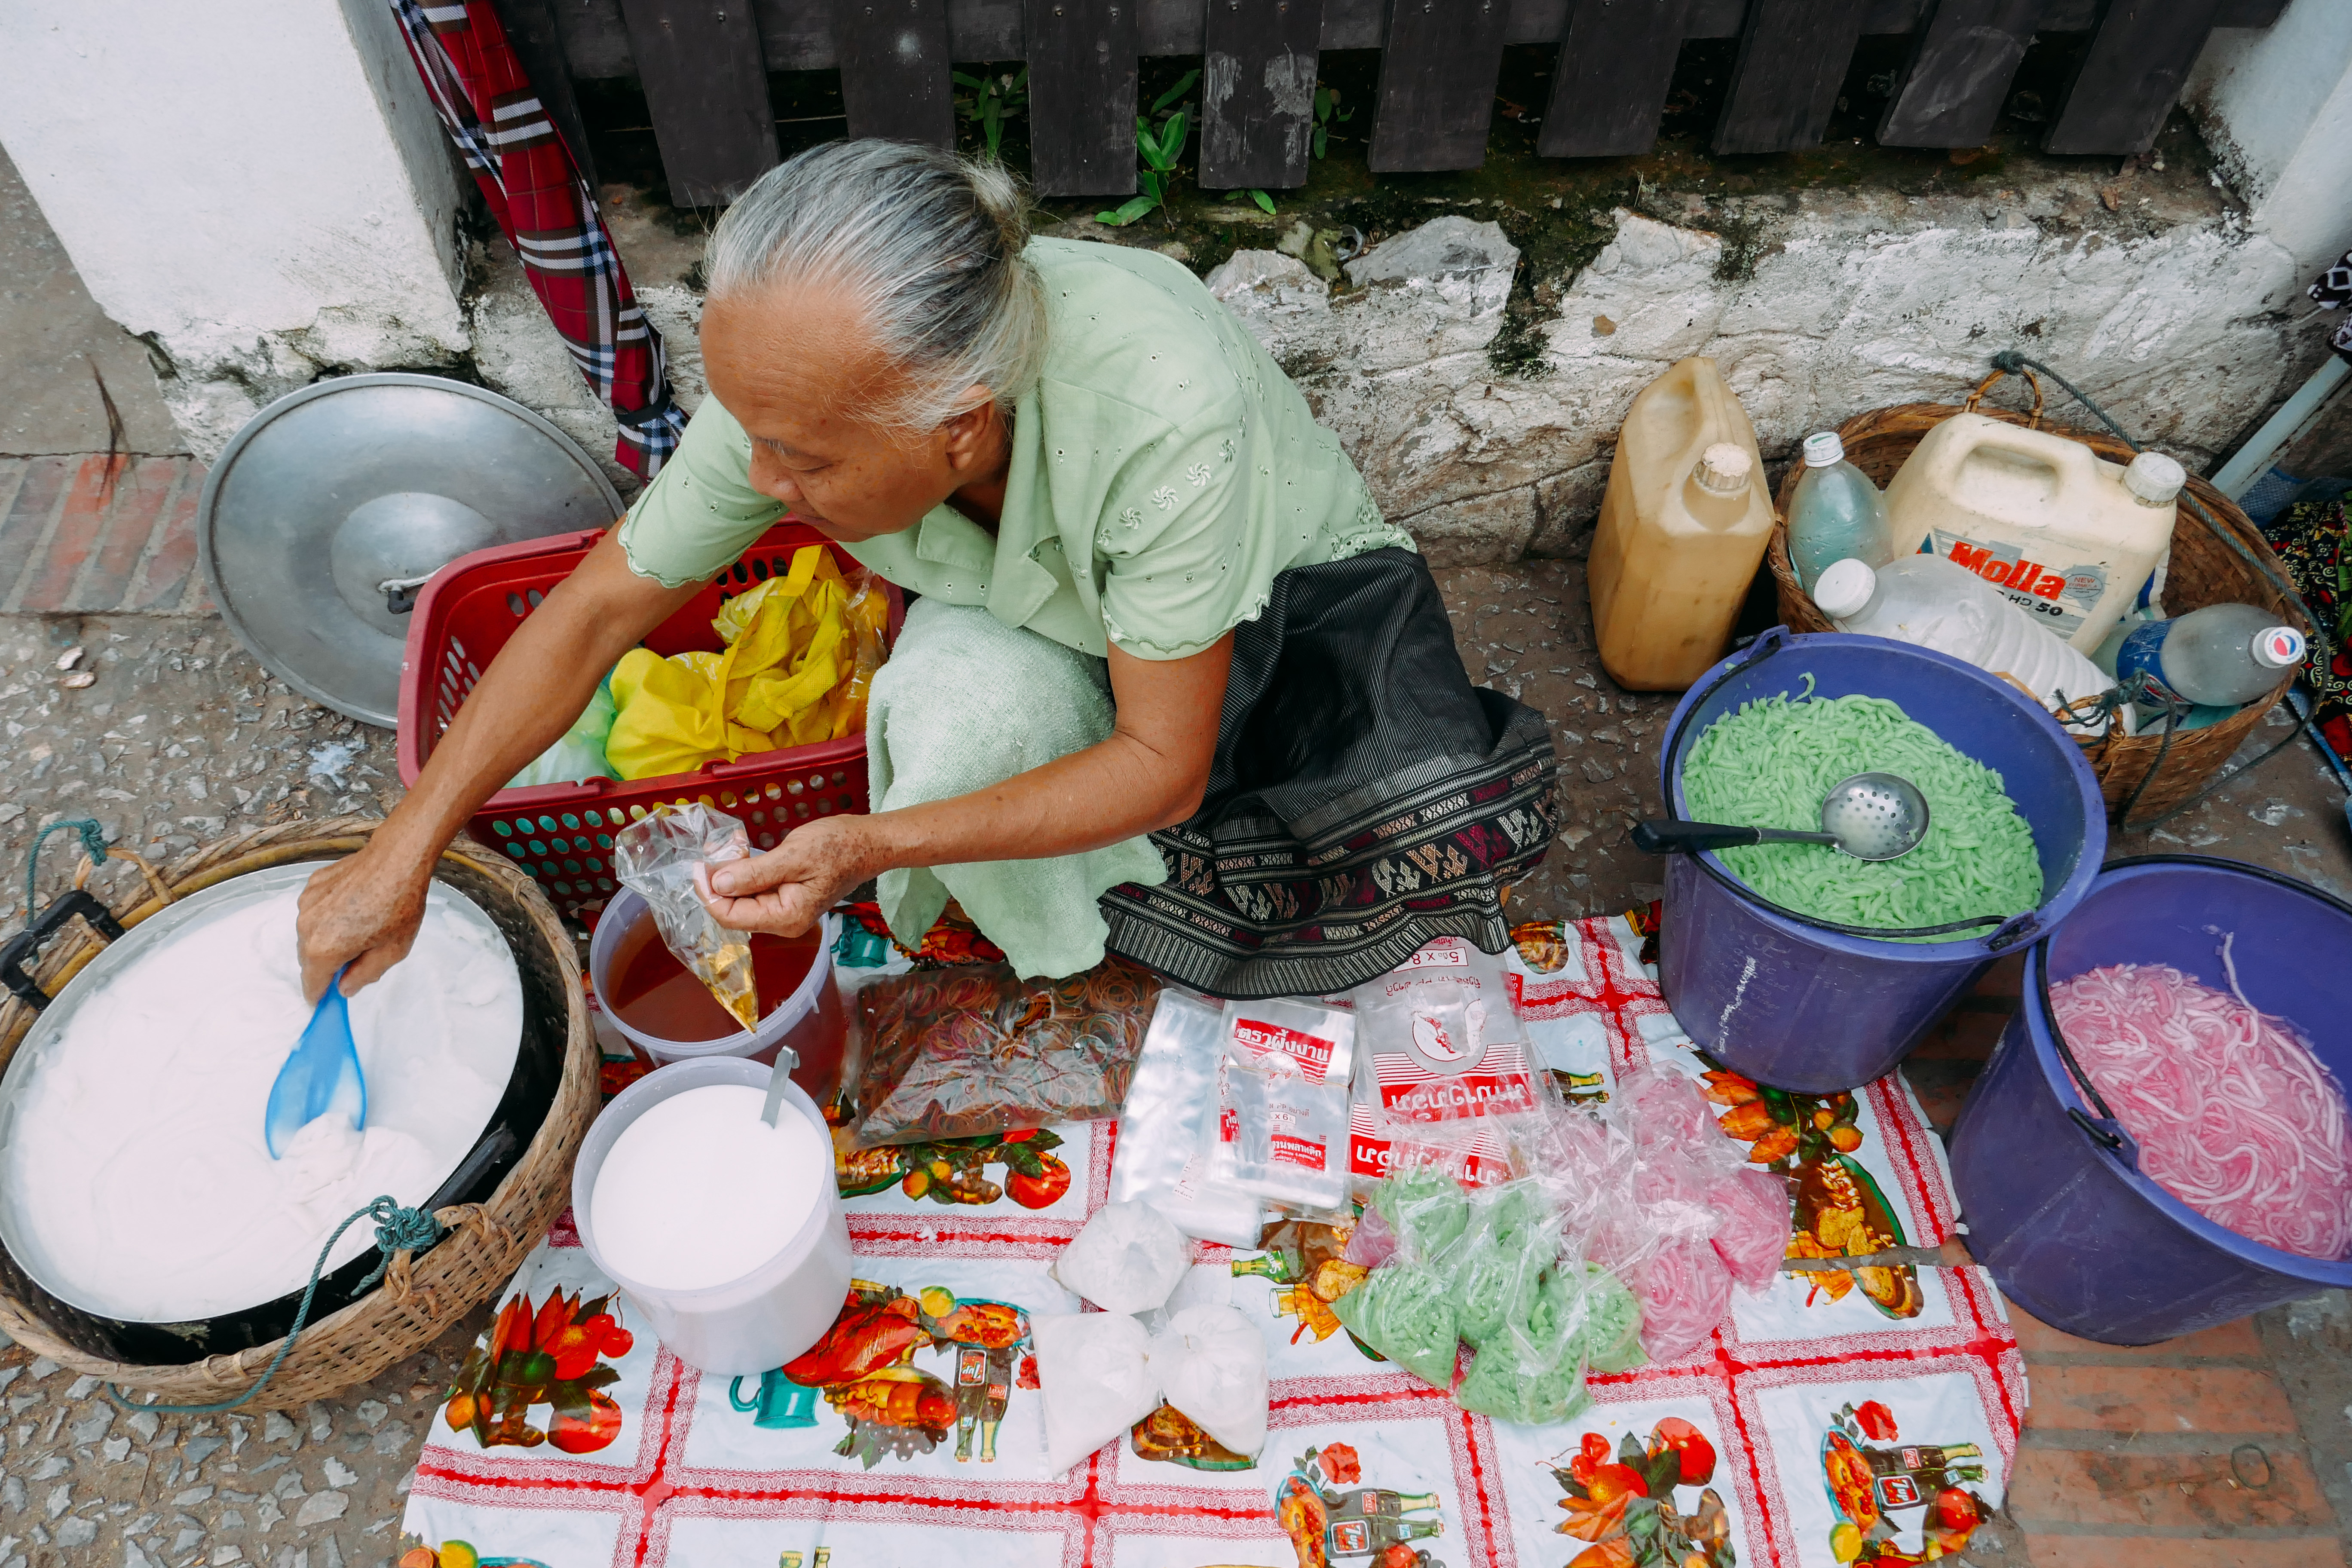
[865,599,1169,978]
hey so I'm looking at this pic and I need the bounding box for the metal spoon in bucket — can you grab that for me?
[1633,772,1931,862]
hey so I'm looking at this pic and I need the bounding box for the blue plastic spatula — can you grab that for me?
[265,965,368,1158]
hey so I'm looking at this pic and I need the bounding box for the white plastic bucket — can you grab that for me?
[588,890,842,1078]
[572,1057,853,1375]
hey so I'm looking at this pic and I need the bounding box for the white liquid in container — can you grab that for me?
[0,876,521,1322]
[588,1084,826,1292]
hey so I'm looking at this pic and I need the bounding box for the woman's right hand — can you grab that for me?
[296,836,435,1002]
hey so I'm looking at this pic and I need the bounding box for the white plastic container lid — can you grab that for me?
[1813,557,1877,618]
[1802,431,1845,467]
[1694,441,1753,493]
[2254,626,2308,668]
[2123,451,2187,505]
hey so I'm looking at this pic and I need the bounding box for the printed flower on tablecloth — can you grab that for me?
[1703,1066,1923,1319]
[1549,1421,1733,1568]
[443,1289,633,1453]
[1820,1400,1992,1564]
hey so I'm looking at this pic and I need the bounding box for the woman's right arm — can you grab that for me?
[295,528,704,1001]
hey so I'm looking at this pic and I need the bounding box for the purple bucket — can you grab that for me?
[1950,856,2352,1344]
[1656,627,2107,1092]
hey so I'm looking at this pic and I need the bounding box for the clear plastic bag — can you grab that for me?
[611,802,760,1031]
[507,673,617,788]
[1053,1200,1191,1315]
[1447,1183,1560,1350]
[1146,1304,1268,1460]
[1033,1311,1160,1476]
[1350,939,1551,1129]
[1109,990,1264,1247]
[1453,1258,1593,1427]
[847,959,1161,1146]
[1330,1261,1458,1390]
[1372,1166,1471,1262]
[1213,996,1356,1210]
[1708,1167,1791,1293]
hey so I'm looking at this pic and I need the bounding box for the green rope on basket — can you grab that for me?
[105,1196,445,1415]
[22,818,107,919]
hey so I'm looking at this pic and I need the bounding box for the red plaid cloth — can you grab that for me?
[391,0,686,478]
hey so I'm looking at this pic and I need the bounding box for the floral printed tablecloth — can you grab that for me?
[396,915,2022,1568]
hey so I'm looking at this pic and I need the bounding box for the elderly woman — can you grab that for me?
[298,141,1556,1001]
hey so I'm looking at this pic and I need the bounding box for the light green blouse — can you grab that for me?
[616,238,1410,660]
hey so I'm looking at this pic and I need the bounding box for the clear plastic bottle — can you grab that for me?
[1786,432,1891,592]
[1813,555,2124,735]
[2112,603,2307,707]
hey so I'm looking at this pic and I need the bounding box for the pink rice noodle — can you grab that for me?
[2052,962,2352,1260]
[1636,1239,1732,1363]
[1708,1168,1791,1292]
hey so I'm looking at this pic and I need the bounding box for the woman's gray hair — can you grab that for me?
[705,141,1047,435]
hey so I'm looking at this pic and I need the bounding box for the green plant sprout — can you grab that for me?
[952,66,1029,160]
[1098,70,1200,227]
[1312,84,1352,159]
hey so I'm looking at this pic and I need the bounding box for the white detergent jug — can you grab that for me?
[1880,413,2184,654]
[1586,356,1775,691]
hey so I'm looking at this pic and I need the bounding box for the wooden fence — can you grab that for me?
[493,0,2290,207]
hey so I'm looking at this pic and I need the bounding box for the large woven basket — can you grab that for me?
[1768,378,2310,824]
[0,818,596,1409]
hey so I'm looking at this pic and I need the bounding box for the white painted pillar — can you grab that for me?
[0,0,472,459]
[2189,0,2352,284]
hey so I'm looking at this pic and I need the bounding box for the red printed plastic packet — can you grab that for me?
[1212,997,1356,1210]
[1351,938,1548,1127]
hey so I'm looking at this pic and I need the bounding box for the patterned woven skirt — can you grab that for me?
[1101,547,1560,998]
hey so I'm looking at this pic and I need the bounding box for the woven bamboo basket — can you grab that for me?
[1767,375,2311,823]
[0,817,597,1409]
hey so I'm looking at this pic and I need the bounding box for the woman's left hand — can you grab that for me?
[695,816,876,937]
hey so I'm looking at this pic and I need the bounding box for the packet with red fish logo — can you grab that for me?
[1212,997,1356,1211]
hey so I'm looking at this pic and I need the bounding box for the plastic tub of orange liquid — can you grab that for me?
[1586,356,1775,691]
[588,890,846,1104]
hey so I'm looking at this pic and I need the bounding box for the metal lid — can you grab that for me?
[198,374,625,726]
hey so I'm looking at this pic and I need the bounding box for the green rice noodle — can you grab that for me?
[1681,687,2042,943]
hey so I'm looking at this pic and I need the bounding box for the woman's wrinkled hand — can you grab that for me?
[694,815,876,937]
[296,839,434,1002]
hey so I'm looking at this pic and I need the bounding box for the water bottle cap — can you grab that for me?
[2253,626,2306,668]
[2123,451,2187,505]
[1694,442,1752,493]
[1813,558,1877,619]
[1802,432,1845,467]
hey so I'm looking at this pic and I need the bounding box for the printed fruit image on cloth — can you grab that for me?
[1819,1401,1990,1563]
[441,1289,633,1453]
[749,1279,1037,1467]
[1548,1421,1733,1568]
[396,1540,551,1568]
[831,1118,1075,1209]
[1702,1063,1923,1318]
[1274,1443,1447,1568]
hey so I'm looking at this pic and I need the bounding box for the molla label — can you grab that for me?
[1918,531,2108,640]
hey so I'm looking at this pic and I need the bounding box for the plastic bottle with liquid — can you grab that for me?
[2112,603,2306,707]
[1785,431,1891,591]
[1813,555,2126,735]
[1879,412,2185,654]
[1586,356,1774,692]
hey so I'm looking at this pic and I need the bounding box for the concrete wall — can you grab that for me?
[0,0,471,461]
[2188,0,2352,284]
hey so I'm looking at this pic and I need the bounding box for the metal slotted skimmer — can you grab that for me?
[198,374,625,726]
[1633,771,1932,863]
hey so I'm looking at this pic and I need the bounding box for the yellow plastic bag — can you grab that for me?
[606,545,890,781]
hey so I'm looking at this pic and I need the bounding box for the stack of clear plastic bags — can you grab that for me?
[1106,989,1265,1247]
[1212,996,1356,1211]
[610,802,760,1031]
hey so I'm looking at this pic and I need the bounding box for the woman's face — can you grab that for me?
[701,285,1001,542]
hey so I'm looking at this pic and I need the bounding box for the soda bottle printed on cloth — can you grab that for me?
[1785,431,1892,592]
[1879,412,2185,653]
[1813,554,2125,735]
[2113,603,2307,707]
[1585,356,1776,691]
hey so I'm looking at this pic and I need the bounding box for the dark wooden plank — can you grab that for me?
[1711,0,1870,154]
[1369,0,1513,171]
[1876,0,2039,146]
[752,0,834,64]
[1024,0,1139,196]
[1141,0,1203,53]
[946,0,1024,58]
[1200,0,1326,189]
[616,0,778,203]
[2046,0,2226,153]
[490,0,602,188]
[833,0,955,143]
[549,0,634,80]
[1538,0,1689,157]
[1320,0,1380,48]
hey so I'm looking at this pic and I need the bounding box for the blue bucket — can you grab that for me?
[1950,856,2352,1343]
[1656,627,2107,1092]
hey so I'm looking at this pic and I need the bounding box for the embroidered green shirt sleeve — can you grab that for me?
[615,237,1410,658]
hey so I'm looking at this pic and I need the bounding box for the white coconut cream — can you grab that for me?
[588,1084,826,1292]
[0,874,521,1322]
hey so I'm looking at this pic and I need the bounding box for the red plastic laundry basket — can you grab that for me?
[396,523,902,922]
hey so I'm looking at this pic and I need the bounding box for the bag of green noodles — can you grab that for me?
[1332,1262,1459,1389]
